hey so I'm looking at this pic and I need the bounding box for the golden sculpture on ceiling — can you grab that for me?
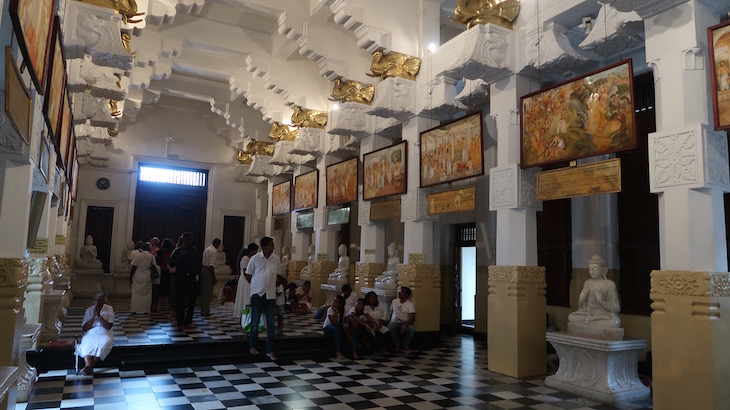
[269,122,298,141]
[449,0,521,30]
[291,106,328,129]
[121,32,133,55]
[236,139,276,164]
[78,0,145,23]
[366,51,421,81]
[109,100,122,117]
[329,78,375,105]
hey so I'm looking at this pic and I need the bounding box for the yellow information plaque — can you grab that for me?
[364,249,376,255]
[428,185,476,215]
[55,235,67,245]
[537,158,622,201]
[370,199,401,221]
[29,238,48,254]
[317,253,328,261]
[409,253,424,264]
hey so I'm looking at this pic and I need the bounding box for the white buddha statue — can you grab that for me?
[376,243,400,290]
[114,240,135,272]
[77,235,103,270]
[328,244,350,284]
[567,254,623,339]
[300,244,315,278]
[213,244,232,275]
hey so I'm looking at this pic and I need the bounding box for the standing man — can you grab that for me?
[201,238,221,316]
[169,232,200,329]
[246,236,280,360]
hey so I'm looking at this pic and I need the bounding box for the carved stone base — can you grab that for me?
[16,323,41,402]
[320,284,338,306]
[111,272,131,297]
[288,260,308,282]
[311,261,338,308]
[567,323,624,340]
[398,263,441,332]
[40,290,65,343]
[72,270,104,298]
[650,270,730,409]
[488,265,546,378]
[355,262,386,295]
[545,332,649,404]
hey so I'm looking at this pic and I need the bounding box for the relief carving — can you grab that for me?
[651,129,698,189]
[705,128,730,188]
[489,165,517,209]
[488,265,545,283]
[367,77,416,121]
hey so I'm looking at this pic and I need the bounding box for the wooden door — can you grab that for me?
[222,215,245,273]
[84,206,114,272]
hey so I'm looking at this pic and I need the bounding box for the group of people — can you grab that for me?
[323,285,416,360]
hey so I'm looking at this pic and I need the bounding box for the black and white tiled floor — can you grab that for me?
[20,335,653,409]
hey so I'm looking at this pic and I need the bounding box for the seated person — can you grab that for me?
[364,291,391,352]
[218,278,238,306]
[78,292,114,375]
[285,282,298,312]
[341,284,358,313]
[296,280,313,313]
[276,276,286,330]
[387,286,416,352]
[344,298,370,359]
[322,295,346,360]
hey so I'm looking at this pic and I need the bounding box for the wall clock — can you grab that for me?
[96,177,110,190]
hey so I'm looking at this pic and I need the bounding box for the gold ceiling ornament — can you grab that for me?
[121,32,134,55]
[236,139,275,164]
[269,122,299,141]
[78,0,145,23]
[329,78,375,105]
[291,106,327,129]
[366,51,421,81]
[109,100,122,117]
[108,127,118,136]
[449,0,521,30]
[236,149,253,164]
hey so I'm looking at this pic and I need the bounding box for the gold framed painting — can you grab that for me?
[520,59,637,168]
[294,169,318,211]
[709,20,730,131]
[272,180,291,215]
[58,91,72,168]
[9,0,57,93]
[420,111,484,188]
[326,157,358,206]
[43,18,66,143]
[363,141,407,200]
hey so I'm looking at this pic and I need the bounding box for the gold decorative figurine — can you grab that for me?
[109,100,122,117]
[449,0,521,30]
[366,51,421,81]
[269,122,298,141]
[291,106,327,129]
[236,139,276,164]
[78,0,145,23]
[329,78,375,104]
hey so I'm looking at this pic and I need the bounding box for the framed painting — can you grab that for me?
[363,141,407,200]
[39,134,50,179]
[709,20,730,131]
[71,154,79,201]
[420,111,484,188]
[272,180,292,215]
[43,18,66,143]
[58,91,72,168]
[5,47,32,144]
[326,157,358,206]
[521,59,637,168]
[294,169,318,211]
[9,0,57,93]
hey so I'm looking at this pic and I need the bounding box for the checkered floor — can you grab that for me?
[58,297,323,346]
[19,335,653,410]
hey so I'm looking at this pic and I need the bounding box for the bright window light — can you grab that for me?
[139,165,207,187]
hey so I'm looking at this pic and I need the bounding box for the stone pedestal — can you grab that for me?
[650,270,730,409]
[288,260,307,282]
[355,262,386,296]
[320,284,338,306]
[40,290,66,343]
[311,261,337,308]
[72,270,104,298]
[111,272,131,297]
[488,265,546,378]
[398,263,441,332]
[16,323,41,402]
[0,258,28,409]
[545,332,649,404]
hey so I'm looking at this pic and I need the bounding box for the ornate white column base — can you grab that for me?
[320,284,338,307]
[545,332,649,404]
[71,270,104,298]
[40,290,65,343]
[16,323,41,403]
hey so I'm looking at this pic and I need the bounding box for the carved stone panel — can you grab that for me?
[63,2,133,70]
[490,164,517,209]
[367,77,417,122]
[67,58,126,100]
[418,76,465,119]
[327,102,373,138]
[291,128,325,157]
[432,23,513,83]
[598,0,690,19]
[401,187,434,223]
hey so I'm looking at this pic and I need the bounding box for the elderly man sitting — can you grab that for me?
[77,292,114,375]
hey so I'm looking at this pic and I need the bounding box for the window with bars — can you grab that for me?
[456,224,476,246]
[138,165,208,187]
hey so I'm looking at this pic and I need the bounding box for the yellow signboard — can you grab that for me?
[428,185,476,215]
[317,253,328,262]
[370,199,401,221]
[537,158,622,201]
[29,238,48,254]
[409,253,424,264]
[55,235,67,245]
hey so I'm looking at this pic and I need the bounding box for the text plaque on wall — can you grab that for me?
[370,199,401,221]
[537,158,621,201]
[428,185,476,215]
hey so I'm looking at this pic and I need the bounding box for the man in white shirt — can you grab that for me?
[200,238,221,316]
[246,236,280,360]
[388,286,416,352]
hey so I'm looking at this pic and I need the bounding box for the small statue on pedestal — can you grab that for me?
[376,243,400,290]
[300,244,316,277]
[77,235,103,270]
[114,240,135,272]
[328,244,350,285]
[567,254,623,339]
[213,244,232,275]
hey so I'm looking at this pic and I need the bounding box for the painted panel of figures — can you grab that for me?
[326,157,358,206]
[420,112,484,188]
[709,20,730,131]
[294,170,318,211]
[9,0,57,92]
[363,141,407,200]
[521,60,636,168]
[44,20,65,141]
[272,180,291,215]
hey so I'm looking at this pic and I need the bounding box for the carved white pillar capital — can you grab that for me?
[72,92,120,128]
[327,102,373,138]
[418,76,465,118]
[313,208,325,231]
[598,0,690,19]
[401,187,435,223]
[648,123,730,193]
[291,128,326,157]
[579,5,643,57]
[367,77,417,122]
[63,1,133,70]
[432,23,513,83]
[67,58,127,100]
[489,163,541,210]
[523,23,590,79]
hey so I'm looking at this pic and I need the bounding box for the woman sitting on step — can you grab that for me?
[78,292,114,375]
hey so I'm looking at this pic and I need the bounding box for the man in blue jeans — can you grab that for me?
[387,286,416,352]
[245,236,280,360]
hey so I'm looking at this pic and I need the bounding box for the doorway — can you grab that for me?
[84,206,114,272]
[222,215,245,274]
[455,223,477,330]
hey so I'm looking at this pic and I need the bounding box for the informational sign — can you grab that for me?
[537,158,622,201]
[29,238,48,254]
[317,253,328,262]
[370,199,401,221]
[55,235,66,245]
[409,253,424,264]
[428,185,476,215]
[364,249,376,255]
